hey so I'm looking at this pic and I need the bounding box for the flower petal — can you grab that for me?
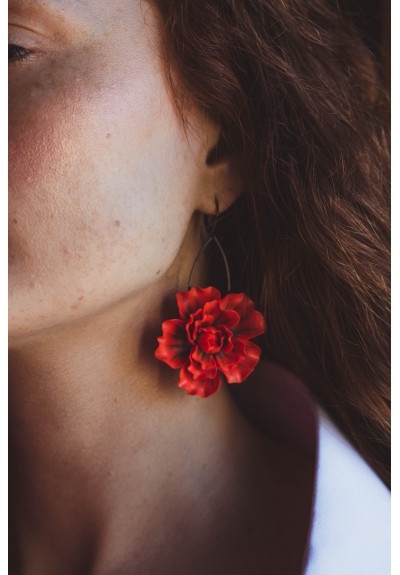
[176,286,221,320]
[218,326,233,353]
[220,293,265,339]
[216,338,245,366]
[155,319,189,369]
[202,299,240,329]
[216,340,261,383]
[186,308,204,343]
[190,346,218,374]
[178,363,222,398]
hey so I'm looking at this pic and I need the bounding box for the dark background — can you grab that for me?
[338,0,390,92]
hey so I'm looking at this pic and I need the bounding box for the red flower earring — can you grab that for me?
[155,198,266,398]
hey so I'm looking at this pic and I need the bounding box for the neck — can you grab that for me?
[9,284,266,574]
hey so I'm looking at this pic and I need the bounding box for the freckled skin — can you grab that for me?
[10,8,301,573]
[9,0,219,340]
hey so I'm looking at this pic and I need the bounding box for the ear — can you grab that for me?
[198,134,245,215]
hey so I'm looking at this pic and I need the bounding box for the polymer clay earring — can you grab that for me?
[155,198,266,398]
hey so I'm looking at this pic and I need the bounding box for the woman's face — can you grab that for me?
[9,0,216,339]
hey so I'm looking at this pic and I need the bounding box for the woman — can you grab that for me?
[9,0,390,573]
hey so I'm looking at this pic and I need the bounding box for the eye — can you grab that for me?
[8,44,32,64]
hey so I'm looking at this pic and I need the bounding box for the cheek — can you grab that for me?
[9,53,198,334]
[9,87,113,291]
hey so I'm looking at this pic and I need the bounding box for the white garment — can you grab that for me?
[303,405,391,574]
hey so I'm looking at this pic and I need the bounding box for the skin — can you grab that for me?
[9,1,315,574]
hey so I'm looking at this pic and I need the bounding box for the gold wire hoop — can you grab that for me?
[187,197,231,292]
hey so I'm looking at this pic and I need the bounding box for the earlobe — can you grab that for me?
[202,141,245,215]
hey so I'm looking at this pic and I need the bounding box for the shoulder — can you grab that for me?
[304,405,391,575]
[230,360,391,574]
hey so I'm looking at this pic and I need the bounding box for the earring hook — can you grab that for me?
[187,197,231,292]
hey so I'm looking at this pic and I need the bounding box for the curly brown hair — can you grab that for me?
[150,0,391,488]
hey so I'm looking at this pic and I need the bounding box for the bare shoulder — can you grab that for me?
[218,359,319,575]
[253,431,316,575]
[232,360,390,575]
